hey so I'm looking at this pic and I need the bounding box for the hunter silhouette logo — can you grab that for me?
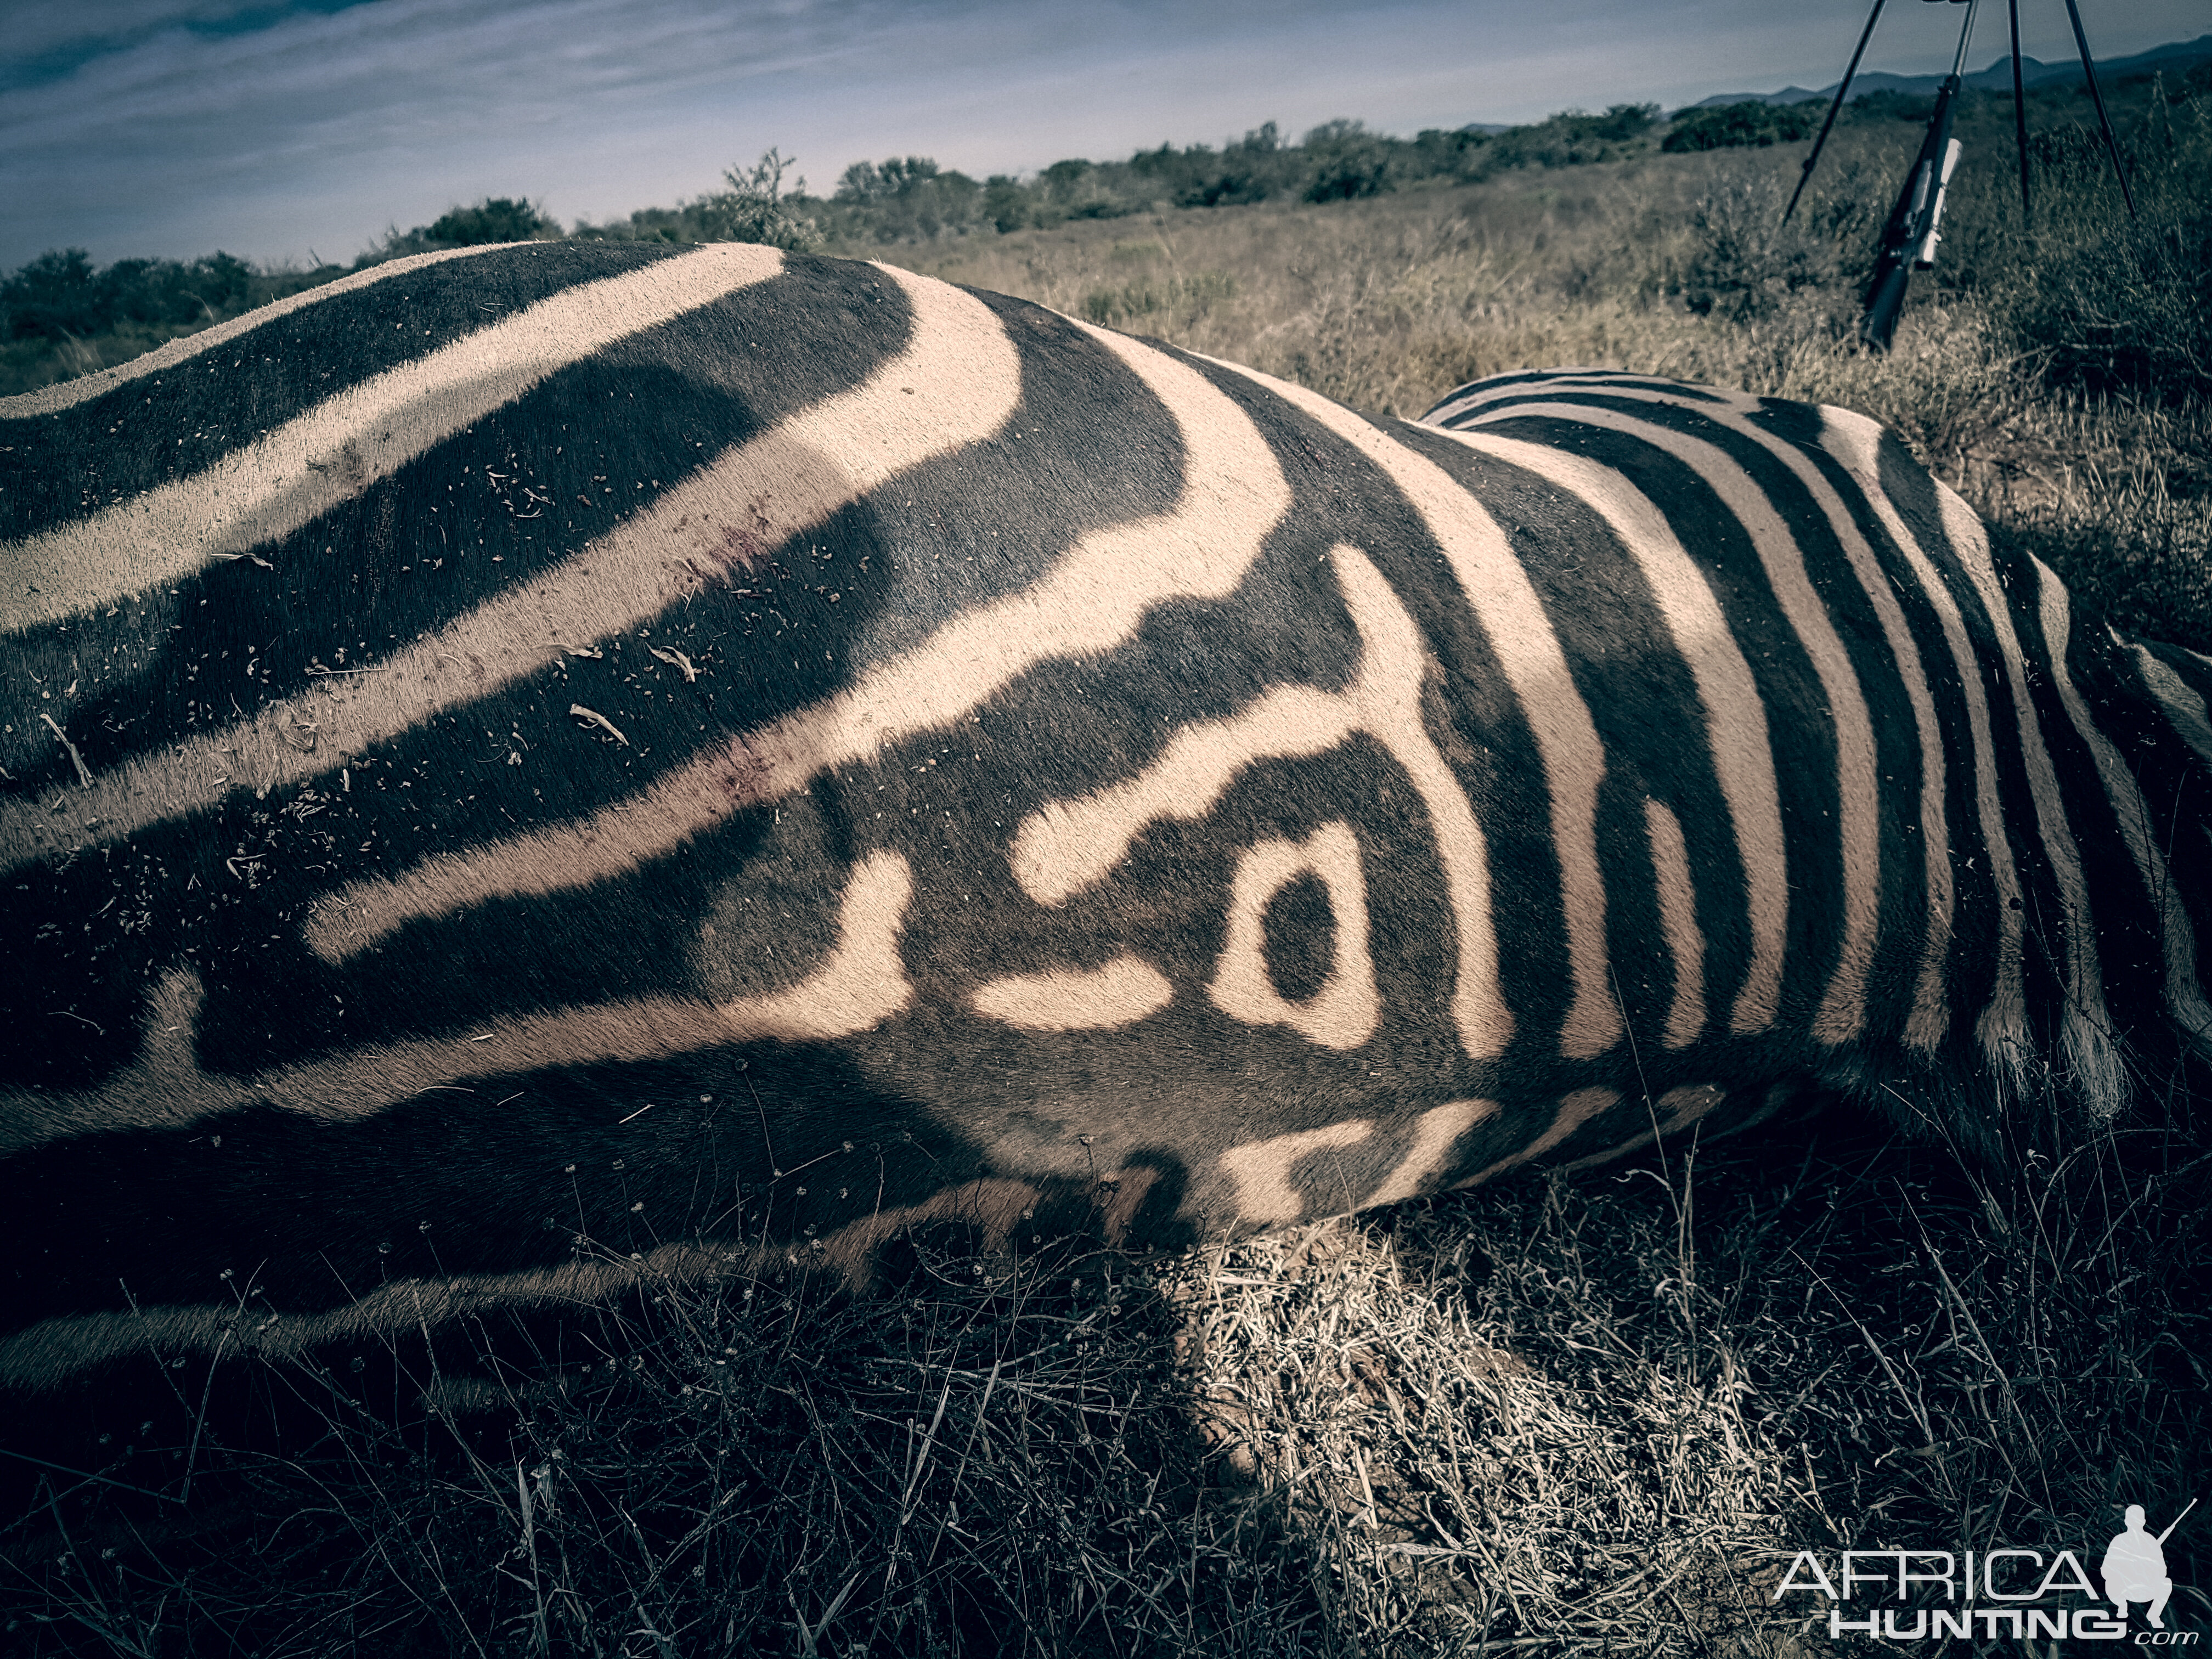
[1772,1497,2199,1643]
[2106,1500,2196,1630]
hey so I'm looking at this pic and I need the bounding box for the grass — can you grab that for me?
[8,1097,2206,1654]
[6,77,2212,1658]
[883,77,2212,649]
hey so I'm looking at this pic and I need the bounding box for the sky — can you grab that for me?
[1,0,2202,272]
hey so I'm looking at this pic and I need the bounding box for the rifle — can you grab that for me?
[2155,1498,2199,1547]
[1860,0,1979,349]
[1788,0,2138,351]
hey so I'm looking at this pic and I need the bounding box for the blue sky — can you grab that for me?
[1,0,2200,270]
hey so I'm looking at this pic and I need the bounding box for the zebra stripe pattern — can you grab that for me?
[3,246,2208,1390]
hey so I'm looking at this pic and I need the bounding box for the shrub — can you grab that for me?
[3,248,261,341]
[833,155,940,204]
[1411,125,1494,182]
[1,249,105,340]
[1678,170,1849,317]
[2015,211,2212,399]
[983,174,1030,232]
[373,195,561,260]
[1301,119,1396,202]
[1663,100,1824,153]
[1485,104,1660,172]
[1948,94,2212,403]
[1851,88,1938,123]
[1118,127,1294,210]
[823,154,995,240]
[693,149,825,251]
[421,197,559,246]
[572,152,825,251]
[1027,157,1138,223]
[1172,124,1296,207]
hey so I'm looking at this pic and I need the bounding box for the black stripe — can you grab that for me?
[1396,416,1754,1055]
[7,307,2210,1373]
[2,281,1209,1085]
[0,1047,1113,1327]
[0,244,707,545]
[1421,371,1737,427]
[1872,434,2075,1045]
[2114,641,2212,1003]
[1465,408,1853,1036]
[2002,546,2166,1029]
[3,255,925,784]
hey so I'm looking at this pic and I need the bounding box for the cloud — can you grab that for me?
[1,0,2202,268]
[3,1,389,93]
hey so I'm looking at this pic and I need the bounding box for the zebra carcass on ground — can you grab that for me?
[2,240,2208,1395]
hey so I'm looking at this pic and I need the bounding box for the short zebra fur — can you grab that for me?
[1420,370,2212,1110]
[3,245,2207,1391]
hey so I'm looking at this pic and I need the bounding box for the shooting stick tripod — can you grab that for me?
[1783,0,2138,349]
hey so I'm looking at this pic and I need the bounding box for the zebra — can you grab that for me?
[2,240,2208,1393]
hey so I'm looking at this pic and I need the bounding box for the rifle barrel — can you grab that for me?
[2154,1497,2199,1546]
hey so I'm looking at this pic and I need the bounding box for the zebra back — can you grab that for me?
[2,244,2206,1390]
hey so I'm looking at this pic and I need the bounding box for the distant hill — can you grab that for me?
[1686,31,2212,110]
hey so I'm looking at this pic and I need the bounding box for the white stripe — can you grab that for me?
[1479,398,1883,1045]
[2,242,789,634]
[0,850,915,1158]
[1219,1119,1373,1225]
[1643,797,1706,1048]
[2132,641,2212,769]
[1444,379,1954,1050]
[1815,410,2030,1086]
[1363,1098,1498,1207]
[2,261,1020,876]
[1208,822,1380,1051]
[1012,545,1513,1060]
[2040,567,2212,1071]
[0,245,505,420]
[1206,360,1619,1060]
[1455,1087,1620,1188]
[1426,372,1711,425]
[1420,368,1634,425]
[1560,1081,1728,1172]
[1928,481,2120,1110]
[971,956,1173,1030]
[1441,427,1789,1036]
[295,318,1292,957]
[0,1233,771,1391]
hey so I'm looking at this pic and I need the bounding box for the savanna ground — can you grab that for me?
[5,73,2212,1659]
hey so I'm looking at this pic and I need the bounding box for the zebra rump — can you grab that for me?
[2,241,2208,1392]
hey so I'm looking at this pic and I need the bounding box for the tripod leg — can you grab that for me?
[2062,0,2138,218]
[1786,0,1887,224]
[2008,0,2030,221]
